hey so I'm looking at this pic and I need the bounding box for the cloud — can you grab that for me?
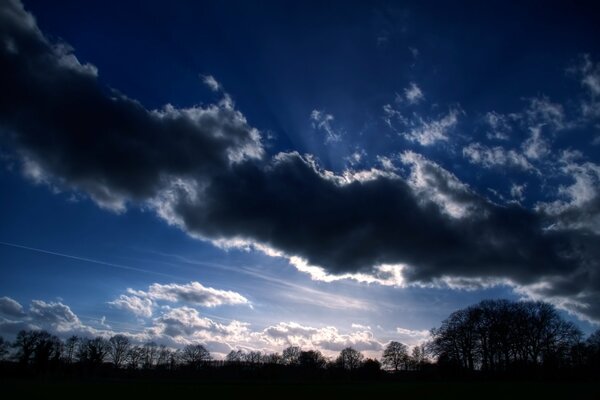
[154,306,246,339]
[463,143,536,172]
[109,281,249,317]
[28,300,82,332]
[202,75,221,92]
[310,109,342,143]
[537,153,600,234]
[261,321,383,353]
[483,111,513,140]
[1,0,599,321]
[0,296,25,317]
[395,327,430,346]
[510,183,527,202]
[569,54,600,118]
[0,0,263,212]
[525,96,566,131]
[522,126,550,160]
[403,82,424,104]
[401,108,460,146]
[131,281,250,308]
[0,295,387,359]
[109,294,153,318]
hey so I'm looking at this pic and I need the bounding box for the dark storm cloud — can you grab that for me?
[1,1,599,320]
[173,152,574,279]
[0,0,263,209]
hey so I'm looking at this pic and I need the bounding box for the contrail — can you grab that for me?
[0,240,182,280]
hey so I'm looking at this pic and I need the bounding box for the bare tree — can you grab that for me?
[336,347,364,371]
[428,299,583,371]
[31,331,62,367]
[142,341,159,369]
[13,330,39,364]
[156,345,172,368]
[78,337,109,366]
[226,349,245,363]
[127,345,143,369]
[181,344,211,369]
[282,345,301,365]
[382,341,409,371]
[0,337,8,360]
[62,335,79,364]
[246,350,262,364]
[411,344,426,370]
[264,352,283,364]
[299,350,327,369]
[108,334,131,368]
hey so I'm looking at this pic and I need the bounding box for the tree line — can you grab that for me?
[1,299,599,380]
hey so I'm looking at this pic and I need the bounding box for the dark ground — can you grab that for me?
[2,379,599,399]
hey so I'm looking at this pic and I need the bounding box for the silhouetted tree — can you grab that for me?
[428,299,582,371]
[62,335,79,364]
[282,346,301,365]
[78,337,109,367]
[246,350,262,364]
[586,329,600,370]
[142,342,159,369]
[226,349,245,363]
[31,331,62,368]
[13,330,39,364]
[264,352,283,364]
[0,336,9,360]
[181,344,211,369]
[127,345,143,369]
[156,344,172,368]
[360,358,382,377]
[382,341,409,371]
[336,347,364,371]
[108,334,131,368]
[410,344,427,370]
[299,350,327,369]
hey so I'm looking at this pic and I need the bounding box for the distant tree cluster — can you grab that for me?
[1,299,599,381]
[5,331,209,371]
[428,299,589,371]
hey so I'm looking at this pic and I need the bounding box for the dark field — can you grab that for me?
[2,380,599,399]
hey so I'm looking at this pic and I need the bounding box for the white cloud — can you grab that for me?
[569,54,600,119]
[201,74,221,92]
[310,109,342,143]
[537,155,600,233]
[463,143,536,172]
[0,296,25,317]
[260,321,384,355]
[154,306,246,340]
[510,183,527,202]
[483,111,512,140]
[522,126,550,160]
[403,82,424,104]
[109,281,249,318]
[131,281,250,308]
[395,327,430,346]
[109,294,153,318]
[400,151,480,219]
[401,108,460,146]
[344,148,367,167]
[525,96,566,131]
[28,300,83,333]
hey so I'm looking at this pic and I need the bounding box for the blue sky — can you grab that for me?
[0,0,599,358]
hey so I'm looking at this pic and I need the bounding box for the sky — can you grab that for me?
[0,0,599,359]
